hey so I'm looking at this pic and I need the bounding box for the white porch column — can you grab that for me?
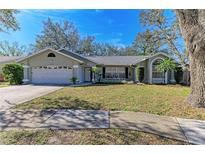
[136,67,139,83]
[23,65,30,84]
[72,65,79,83]
[148,59,152,84]
[73,65,84,83]
[133,66,139,83]
[91,67,95,83]
[170,70,176,84]
[165,71,168,84]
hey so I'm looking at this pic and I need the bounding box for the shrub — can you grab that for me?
[91,66,102,82]
[2,63,23,85]
[70,77,78,84]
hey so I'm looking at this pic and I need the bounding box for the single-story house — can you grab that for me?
[0,56,22,81]
[13,48,176,85]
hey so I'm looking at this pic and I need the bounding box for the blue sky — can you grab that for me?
[0,9,145,47]
[0,9,176,48]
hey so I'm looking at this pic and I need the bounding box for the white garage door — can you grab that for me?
[32,66,73,84]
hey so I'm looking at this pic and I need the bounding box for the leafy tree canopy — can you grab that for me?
[132,29,162,55]
[139,9,188,69]
[34,18,79,52]
[157,58,176,73]
[0,10,20,33]
[0,40,26,56]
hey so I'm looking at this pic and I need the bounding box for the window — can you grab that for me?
[48,53,56,57]
[105,67,125,79]
[152,59,164,78]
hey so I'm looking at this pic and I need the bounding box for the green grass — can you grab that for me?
[0,129,187,145]
[0,81,9,88]
[15,84,205,120]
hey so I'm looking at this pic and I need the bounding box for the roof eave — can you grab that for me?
[17,48,84,64]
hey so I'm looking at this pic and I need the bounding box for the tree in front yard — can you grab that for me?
[2,63,23,85]
[156,58,176,84]
[175,10,205,107]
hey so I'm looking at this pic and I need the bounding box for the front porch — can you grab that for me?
[90,66,139,83]
[90,60,176,84]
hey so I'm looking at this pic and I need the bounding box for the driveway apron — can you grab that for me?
[0,85,62,110]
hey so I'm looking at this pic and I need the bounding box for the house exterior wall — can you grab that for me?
[19,49,95,83]
[146,54,174,84]
[94,66,134,83]
[17,50,175,84]
[20,50,80,67]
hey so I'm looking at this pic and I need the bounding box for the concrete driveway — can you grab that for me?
[0,85,63,110]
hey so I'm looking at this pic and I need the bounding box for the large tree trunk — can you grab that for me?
[175,10,205,107]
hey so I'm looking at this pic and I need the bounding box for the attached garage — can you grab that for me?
[17,48,96,85]
[32,66,73,84]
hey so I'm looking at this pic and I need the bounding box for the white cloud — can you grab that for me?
[19,9,80,20]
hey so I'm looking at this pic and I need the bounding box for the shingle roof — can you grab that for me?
[0,56,21,64]
[85,56,150,66]
[16,48,171,66]
[58,49,151,65]
[58,49,95,63]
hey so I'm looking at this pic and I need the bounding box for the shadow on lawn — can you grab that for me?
[0,109,109,132]
[40,96,103,110]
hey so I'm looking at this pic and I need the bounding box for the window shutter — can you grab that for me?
[125,67,128,79]
[102,67,105,78]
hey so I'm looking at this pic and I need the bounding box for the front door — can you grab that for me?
[139,67,144,82]
[85,67,91,82]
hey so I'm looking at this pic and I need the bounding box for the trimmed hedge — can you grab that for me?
[2,63,23,85]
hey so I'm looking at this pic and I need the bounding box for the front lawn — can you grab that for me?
[0,129,187,145]
[15,84,205,120]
